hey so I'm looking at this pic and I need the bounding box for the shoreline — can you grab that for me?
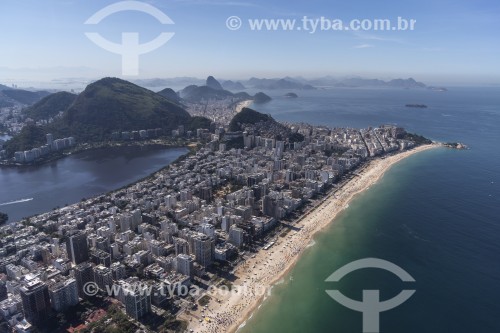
[182,144,440,333]
[235,99,253,113]
[0,139,191,169]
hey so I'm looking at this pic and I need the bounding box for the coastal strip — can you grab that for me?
[183,144,439,333]
[235,100,253,113]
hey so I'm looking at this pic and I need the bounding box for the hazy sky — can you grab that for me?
[0,0,499,85]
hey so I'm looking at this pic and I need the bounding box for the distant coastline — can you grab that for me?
[235,99,253,113]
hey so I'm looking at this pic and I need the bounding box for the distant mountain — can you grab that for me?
[0,83,12,91]
[253,92,272,104]
[133,77,204,88]
[306,76,338,86]
[335,78,386,87]
[131,76,429,91]
[233,91,253,99]
[179,85,234,102]
[7,90,51,104]
[206,76,223,90]
[246,78,315,90]
[221,80,246,91]
[23,91,77,121]
[228,107,304,145]
[229,107,273,132]
[307,76,426,88]
[386,78,426,88]
[242,76,426,89]
[0,89,51,105]
[157,88,182,103]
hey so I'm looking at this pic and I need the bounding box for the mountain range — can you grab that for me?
[0,89,51,106]
[176,76,265,103]
[130,76,429,91]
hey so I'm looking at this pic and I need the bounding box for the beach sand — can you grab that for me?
[235,100,253,113]
[181,144,439,333]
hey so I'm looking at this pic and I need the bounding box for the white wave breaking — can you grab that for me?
[0,198,33,206]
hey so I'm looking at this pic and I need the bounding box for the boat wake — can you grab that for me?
[0,198,34,206]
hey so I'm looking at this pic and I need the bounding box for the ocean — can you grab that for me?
[239,87,500,332]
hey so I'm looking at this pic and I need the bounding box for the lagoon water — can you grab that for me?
[240,87,500,332]
[0,146,187,223]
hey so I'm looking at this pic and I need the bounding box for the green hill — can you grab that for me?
[157,88,182,103]
[23,91,77,121]
[1,89,51,105]
[179,85,234,102]
[59,77,191,141]
[228,107,273,132]
[228,107,304,144]
[187,116,212,131]
[3,78,213,156]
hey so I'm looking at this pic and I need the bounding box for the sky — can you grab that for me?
[0,0,499,85]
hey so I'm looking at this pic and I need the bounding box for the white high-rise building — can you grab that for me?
[176,254,194,277]
[48,278,79,312]
[200,223,215,238]
[229,225,245,248]
[192,234,214,267]
[123,283,151,320]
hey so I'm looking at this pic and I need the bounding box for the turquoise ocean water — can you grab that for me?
[239,87,500,332]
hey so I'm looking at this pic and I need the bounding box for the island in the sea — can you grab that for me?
[405,104,428,108]
[284,92,298,98]
[444,142,468,150]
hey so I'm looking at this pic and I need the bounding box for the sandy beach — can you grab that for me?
[235,100,253,113]
[182,144,439,333]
